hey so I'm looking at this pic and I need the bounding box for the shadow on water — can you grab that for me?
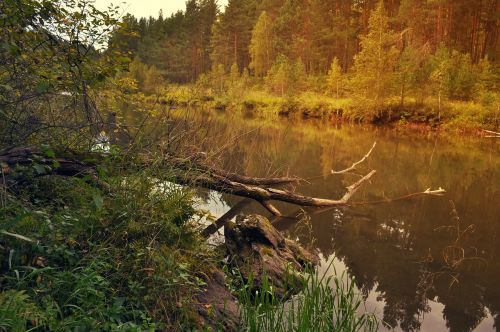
[116,106,500,331]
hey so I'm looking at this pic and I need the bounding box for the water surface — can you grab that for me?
[183,110,500,332]
[120,108,500,331]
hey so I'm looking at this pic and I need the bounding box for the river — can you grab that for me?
[121,107,500,331]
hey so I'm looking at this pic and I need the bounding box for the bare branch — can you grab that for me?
[201,198,252,238]
[331,142,376,175]
[483,129,500,138]
[340,170,378,202]
[351,187,447,205]
[173,170,377,215]
[167,155,301,185]
[259,200,282,216]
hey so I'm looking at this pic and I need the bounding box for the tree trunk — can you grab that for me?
[1,146,377,217]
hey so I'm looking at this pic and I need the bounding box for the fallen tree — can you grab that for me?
[170,169,376,216]
[0,145,377,217]
[0,143,443,227]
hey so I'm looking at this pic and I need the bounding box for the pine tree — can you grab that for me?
[394,46,421,106]
[249,11,273,76]
[211,63,227,95]
[351,1,398,112]
[265,55,305,97]
[326,57,344,99]
[210,0,259,72]
[266,55,291,96]
[429,47,452,120]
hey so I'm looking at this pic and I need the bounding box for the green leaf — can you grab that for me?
[33,164,46,175]
[35,81,51,93]
[0,84,13,91]
[92,193,104,210]
[42,147,56,158]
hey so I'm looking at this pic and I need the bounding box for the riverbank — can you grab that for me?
[0,146,378,331]
[154,86,499,135]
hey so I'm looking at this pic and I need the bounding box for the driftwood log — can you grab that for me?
[170,169,376,216]
[0,145,377,218]
[1,145,445,238]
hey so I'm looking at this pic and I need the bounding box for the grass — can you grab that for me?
[0,151,215,331]
[238,262,379,332]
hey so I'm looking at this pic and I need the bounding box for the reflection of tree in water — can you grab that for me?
[161,110,500,331]
[437,278,487,332]
[333,211,430,331]
[282,196,498,331]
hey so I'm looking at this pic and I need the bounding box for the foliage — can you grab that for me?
[0,156,214,330]
[249,11,274,77]
[128,58,166,95]
[393,45,422,106]
[266,55,306,97]
[326,57,345,99]
[104,0,499,128]
[210,0,258,72]
[0,0,123,147]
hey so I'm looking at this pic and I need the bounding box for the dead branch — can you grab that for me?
[172,170,376,216]
[331,142,376,174]
[168,156,301,185]
[1,146,377,217]
[483,129,500,138]
[0,147,96,177]
[201,198,253,238]
[259,200,282,216]
[350,187,446,205]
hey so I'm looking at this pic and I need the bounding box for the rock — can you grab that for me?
[193,269,240,331]
[225,214,319,299]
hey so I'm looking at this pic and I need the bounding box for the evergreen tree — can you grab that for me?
[265,55,304,97]
[351,1,398,111]
[394,46,421,106]
[211,63,227,95]
[210,0,258,72]
[249,11,273,76]
[266,55,290,96]
[429,46,452,119]
[229,62,240,88]
[326,57,344,99]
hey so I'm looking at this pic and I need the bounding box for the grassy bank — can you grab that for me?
[156,85,499,134]
[0,151,214,330]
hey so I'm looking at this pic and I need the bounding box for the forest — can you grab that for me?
[108,0,499,128]
[0,0,499,331]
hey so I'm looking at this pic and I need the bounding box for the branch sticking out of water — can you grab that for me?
[331,142,377,175]
[351,187,447,206]
[483,129,500,138]
[423,187,446,196]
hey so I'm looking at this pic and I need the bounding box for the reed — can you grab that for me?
[238,261,379,332]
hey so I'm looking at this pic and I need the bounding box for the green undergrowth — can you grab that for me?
[237,263,379,332]
[0,152,215,331]
[0,147,384,331]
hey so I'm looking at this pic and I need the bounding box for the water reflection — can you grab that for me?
[119,108,500,331]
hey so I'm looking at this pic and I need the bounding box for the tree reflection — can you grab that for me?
[169,110,499,331]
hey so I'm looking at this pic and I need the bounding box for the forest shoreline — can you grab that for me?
[149,91,499,136]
